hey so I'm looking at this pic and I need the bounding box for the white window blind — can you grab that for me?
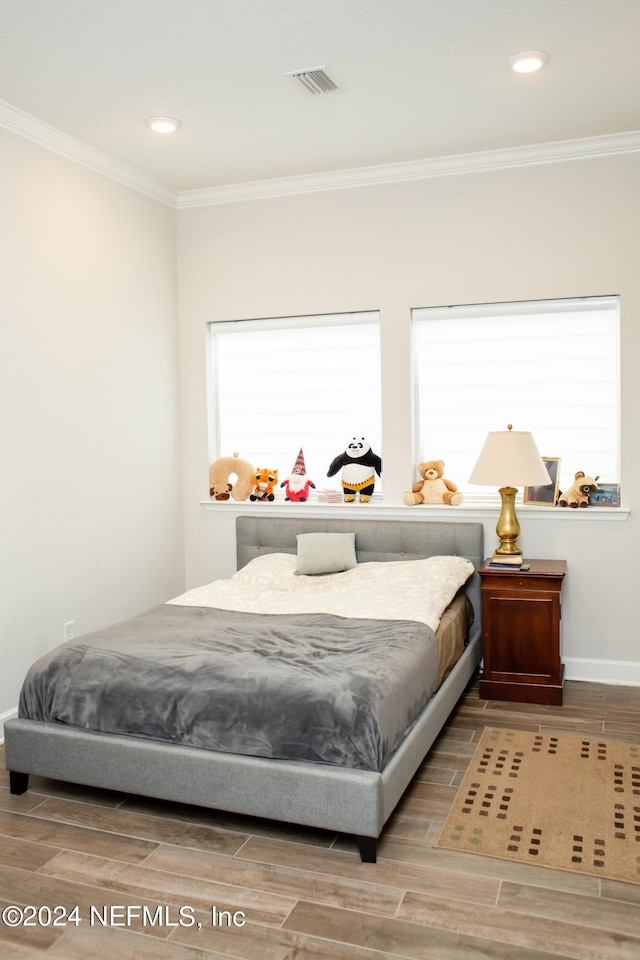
[412,297,619,496]
[208,312,382,496]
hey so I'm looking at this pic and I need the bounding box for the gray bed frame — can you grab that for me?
[5,516,483,863]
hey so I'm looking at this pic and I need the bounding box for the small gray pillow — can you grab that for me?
[296,532,357,575]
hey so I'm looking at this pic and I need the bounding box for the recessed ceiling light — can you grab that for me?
[508,51,550,74]
[145,117,182,133]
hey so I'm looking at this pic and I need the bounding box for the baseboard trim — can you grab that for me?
[0,707,18,744]
[564,657,640,686]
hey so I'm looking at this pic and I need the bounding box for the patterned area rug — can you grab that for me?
[436,727,640,885]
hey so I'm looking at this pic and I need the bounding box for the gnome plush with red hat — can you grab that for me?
[281,448,316,502]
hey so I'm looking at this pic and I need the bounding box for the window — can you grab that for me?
[208,312,382,497]
[412,297,619,497]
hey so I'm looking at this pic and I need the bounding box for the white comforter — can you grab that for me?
[169,552,474,631]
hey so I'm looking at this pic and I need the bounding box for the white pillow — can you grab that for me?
[296,532,357,575]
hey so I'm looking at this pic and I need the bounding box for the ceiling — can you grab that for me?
[1,0,639,194]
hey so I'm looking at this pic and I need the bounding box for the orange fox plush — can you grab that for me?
[250,468,279,502]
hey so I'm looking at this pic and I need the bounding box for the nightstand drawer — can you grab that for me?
[482,573,563,593]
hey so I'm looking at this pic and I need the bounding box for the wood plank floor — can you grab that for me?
[1,679,639,959]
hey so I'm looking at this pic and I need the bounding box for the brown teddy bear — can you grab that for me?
[557,471,599,508]
[404,460,463,506]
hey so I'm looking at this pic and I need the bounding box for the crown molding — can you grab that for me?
[2,95,639,211]
[0,98,178,207]
[178,130,640,209]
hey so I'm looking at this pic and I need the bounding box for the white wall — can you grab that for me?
[1,129,185,724]
[177,151,640,681]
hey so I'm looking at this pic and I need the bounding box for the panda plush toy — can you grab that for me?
[327,437,382,503]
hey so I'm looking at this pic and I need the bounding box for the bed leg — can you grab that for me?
[356,835,377,863]
[9,771,29,795]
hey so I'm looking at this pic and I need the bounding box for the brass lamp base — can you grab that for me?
[494,486,522,556]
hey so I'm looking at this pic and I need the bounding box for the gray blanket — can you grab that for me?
[18,604,440,772]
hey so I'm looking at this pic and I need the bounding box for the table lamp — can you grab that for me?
[469,425,550,557]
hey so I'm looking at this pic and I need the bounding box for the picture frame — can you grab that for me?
[588,483,620,507]
[524,457,560,506]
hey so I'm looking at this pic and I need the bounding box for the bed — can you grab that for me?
[5,516,483,862]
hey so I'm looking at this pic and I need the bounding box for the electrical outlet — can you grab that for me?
[64,621,75,642]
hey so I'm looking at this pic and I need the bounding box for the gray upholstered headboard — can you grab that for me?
[236,515,483,632]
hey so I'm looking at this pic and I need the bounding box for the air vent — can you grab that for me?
[286,66,338,95]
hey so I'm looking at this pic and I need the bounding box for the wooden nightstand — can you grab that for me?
[478,559,567,705]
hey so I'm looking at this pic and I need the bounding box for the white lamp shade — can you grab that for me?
[469,430,551,487]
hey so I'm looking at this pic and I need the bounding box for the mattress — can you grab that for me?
[434,590,472,687]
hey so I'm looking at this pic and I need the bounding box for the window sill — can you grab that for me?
[199,499,630,522]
